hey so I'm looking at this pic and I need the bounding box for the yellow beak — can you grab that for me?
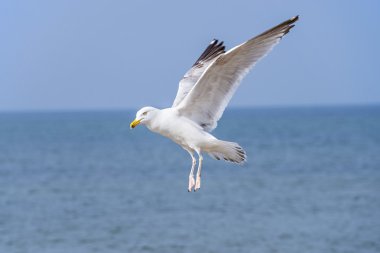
[130,119,142,129]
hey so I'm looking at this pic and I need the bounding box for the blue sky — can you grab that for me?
[1,0,379,111]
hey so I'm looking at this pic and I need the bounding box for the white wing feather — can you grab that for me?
[172,63,212,107]
[175,16,299,131]
[172,40,225,107]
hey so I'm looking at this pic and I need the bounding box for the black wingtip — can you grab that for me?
[259,15,299,36]
[192,38,226,67]
[291,15,299,22]
[283,15,299,34]
[284,15,299,27]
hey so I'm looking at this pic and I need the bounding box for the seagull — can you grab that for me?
[130,16,299,192]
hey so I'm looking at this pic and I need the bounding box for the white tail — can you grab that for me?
[207,140,247,164]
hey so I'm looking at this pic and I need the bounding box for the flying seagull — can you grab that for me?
[130,16,299,192]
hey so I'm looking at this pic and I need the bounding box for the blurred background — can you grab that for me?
[0,1,379,253]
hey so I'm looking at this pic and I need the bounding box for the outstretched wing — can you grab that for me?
[175,16,299,131]
[172,39,225,107]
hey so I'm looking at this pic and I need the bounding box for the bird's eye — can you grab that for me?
[142,111,148,116]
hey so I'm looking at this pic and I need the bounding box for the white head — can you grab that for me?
[130,106,158,129]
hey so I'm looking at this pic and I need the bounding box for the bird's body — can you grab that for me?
[142,107,242,158]
[145,108,211,150]
[130,16,299,191]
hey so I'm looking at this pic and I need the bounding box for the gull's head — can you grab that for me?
[130,106,158,129]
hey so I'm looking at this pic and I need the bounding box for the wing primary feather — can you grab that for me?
[192,39,226,67]
[256,15,299,39]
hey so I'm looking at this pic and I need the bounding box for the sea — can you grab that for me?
[0,106,379,253]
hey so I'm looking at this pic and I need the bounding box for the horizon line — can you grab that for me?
[0,102,379,114]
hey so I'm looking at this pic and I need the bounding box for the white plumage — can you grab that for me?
[130,16,299,191]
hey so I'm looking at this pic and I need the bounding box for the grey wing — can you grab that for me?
[176,16,299,131]
[172,39,225,107]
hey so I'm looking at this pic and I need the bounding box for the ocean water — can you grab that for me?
[0,106,379,253]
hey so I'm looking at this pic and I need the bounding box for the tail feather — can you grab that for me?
[208,140,247,164]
